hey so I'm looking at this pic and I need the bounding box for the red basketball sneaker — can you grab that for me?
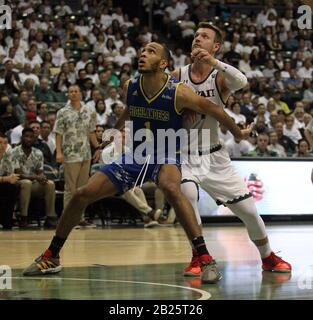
[183,254,201,277]
[262,252,292,273]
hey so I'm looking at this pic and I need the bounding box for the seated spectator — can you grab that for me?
[107,102,124,128]
[39,121,56,156]
[85,62,99,85]
[105,86,123,115]
[12,128,57,229]
[283,115,302,144]
[10,111,37,146]
[293,106,306,129]
[275,121,296,155]
[95,100,108,126]
[273,90,290,114]
[225,136,254,157]
[283,30,299,51]
[225,102,246,125]
[172,47,187,69]
[48,38,65,67]
[268,130,287,157]
[254,115,268,134]
[297,58,313,80]
[284,69,303,92]
[35,77,58,103]
[269,71,285,91]
[239,52,251,74]
[36,102,48,123]
[0,133,20,230]
[30,121,55,167]
[19,63,40,85]
[293,139,312,158]
[53,71,71,93]
[262,59,277,79]
[268,110,279,129]
[0,101,20,134]
[247,133,278,157]
[303,79,313,103]
[246,62,264,79]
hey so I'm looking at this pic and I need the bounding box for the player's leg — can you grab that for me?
[23,171,118,276]
[181,180,203,277]
[227,199,291,273]
[158,164,221,283]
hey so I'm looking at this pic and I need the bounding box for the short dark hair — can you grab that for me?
[0,132,7,139]
[22,128,34,136]
[40,121,51,128]
[197,22,223,44]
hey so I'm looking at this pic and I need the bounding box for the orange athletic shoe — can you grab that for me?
[183,255,201,277]
[262,252,292,273]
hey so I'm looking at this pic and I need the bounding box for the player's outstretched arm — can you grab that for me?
[176,83,243,140]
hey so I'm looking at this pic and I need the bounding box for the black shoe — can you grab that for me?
[44,217,58,229]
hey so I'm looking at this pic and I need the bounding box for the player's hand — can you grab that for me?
[240,123,255,140]
[191,48,217,65]
[183,109,198,124]
[245,175,264,201]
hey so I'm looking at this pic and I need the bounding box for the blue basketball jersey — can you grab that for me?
[126,74,184,164]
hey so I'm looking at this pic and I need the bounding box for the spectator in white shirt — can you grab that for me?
[172,47,187,69]
[76,51,90,72]
[104,87,123,116]
[283,115,302,144]
[112,7,125,25]
[246,62,264,79]
[268,130,287,157]
[48,38,65,67]
[114,46,132,68]
[225,102,246,125]
[19,63,40,85]
[239,52,251,74]
[297,58,313,80]
[95,100,108,126]
[226,136,254,157]
[55,0,73,16]
[85,62,99,84]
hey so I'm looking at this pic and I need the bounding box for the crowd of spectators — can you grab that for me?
[0,0,313,229]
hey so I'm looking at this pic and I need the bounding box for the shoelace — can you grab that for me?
[131,154,151,192]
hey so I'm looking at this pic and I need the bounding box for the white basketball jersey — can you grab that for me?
[180,64,226,148]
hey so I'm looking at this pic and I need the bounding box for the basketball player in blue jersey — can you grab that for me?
[172,22,291,279]
[23,42,251,283]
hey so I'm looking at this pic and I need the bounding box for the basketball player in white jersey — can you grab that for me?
[172,22,291,281]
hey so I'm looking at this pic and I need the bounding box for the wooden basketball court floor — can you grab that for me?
[0,224,313,300]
